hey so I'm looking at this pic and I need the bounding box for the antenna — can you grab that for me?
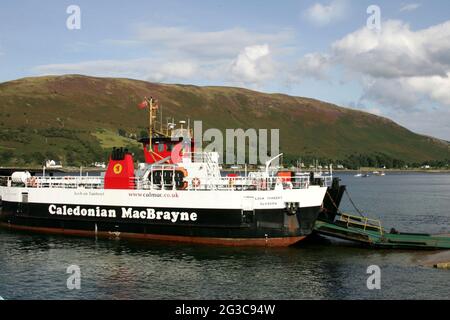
[166,117,171,136]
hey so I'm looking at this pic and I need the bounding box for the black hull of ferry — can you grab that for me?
[0,201,321,246]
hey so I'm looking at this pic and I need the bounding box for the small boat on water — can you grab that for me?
[0,97,332,247]
[354,173,370,178]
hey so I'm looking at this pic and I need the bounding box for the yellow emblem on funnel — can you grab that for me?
[113,163,123,174]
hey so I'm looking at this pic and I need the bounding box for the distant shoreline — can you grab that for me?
[333,169,450,174]
[1,166,449,175]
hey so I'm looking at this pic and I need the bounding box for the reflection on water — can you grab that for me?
[0,173,449,299]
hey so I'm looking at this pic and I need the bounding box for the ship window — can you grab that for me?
[167,144,173,151]
[158,144,165,152]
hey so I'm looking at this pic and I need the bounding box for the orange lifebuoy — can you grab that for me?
[192,177,201,188]
[27,176,37,188]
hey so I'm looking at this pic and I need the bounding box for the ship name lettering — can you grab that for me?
[120,207,197,222]
[48,205,116,218]
[48,205,197,222]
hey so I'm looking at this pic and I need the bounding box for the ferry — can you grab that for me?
[0,97,331,246]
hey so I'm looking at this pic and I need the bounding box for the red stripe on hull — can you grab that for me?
[0,222,306,247]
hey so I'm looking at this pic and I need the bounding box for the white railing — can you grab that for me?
[36,176,104,189]
[132,175,312,191]
[1,172,329,191]
[3,175,104,189]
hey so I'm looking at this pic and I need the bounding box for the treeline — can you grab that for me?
[339,153,406,170]
[0,127,448,170]
[283,153,450,170]
[0,145,144,167]
[0,126,145,167]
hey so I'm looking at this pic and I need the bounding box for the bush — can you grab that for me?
[0,150,14,163]
[118,128,127,137]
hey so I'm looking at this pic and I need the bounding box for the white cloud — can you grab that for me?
[120,26,293,59]
[406,73,450,106]
[325,19,450,111]
[400,3,421,12]
[304,0,348,26]
[360,77,420,109]
[332,20,450,79]
[32,58,199,83]
[33,26,293,87]
[292,19,450,105]
[230,44,275,85]
[363,75,450,109]
[272,17,450,138]
[33,44,278,87]
[295,53,331,80]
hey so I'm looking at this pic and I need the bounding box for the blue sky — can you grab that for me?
[1,0,450,139]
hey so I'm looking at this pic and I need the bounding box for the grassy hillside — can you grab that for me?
[0,75,449,167]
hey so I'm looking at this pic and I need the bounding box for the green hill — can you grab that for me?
[0,75,449,168]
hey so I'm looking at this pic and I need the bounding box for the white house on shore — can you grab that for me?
[45,160,63,168]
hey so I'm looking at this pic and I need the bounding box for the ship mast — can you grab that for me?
[144,96,158,147]
[148,97,153,150]
[144,96,171,154]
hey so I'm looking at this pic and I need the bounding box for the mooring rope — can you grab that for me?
[344,189,366,218]
[326,191,342,214]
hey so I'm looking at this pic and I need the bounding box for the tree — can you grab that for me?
[0,150,14,163]
[139,130,148,139]
[118,128,127,137]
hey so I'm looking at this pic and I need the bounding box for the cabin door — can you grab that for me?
[241,196,255,224]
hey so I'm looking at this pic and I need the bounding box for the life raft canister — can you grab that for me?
[276,170,293,183]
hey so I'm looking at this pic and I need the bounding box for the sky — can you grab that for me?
[1,0,450,140]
